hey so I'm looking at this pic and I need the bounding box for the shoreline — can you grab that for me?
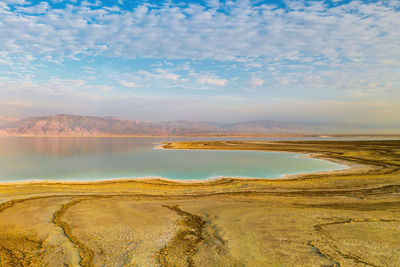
[0,143,361,186]
[158,140,382,180]
[279,153,371,180]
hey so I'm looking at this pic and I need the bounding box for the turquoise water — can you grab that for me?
[0,137,346,182]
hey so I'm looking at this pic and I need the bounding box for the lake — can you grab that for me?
[0,137,350,182]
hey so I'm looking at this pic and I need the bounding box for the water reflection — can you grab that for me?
[0,137,151,157]
[0,136,395,158]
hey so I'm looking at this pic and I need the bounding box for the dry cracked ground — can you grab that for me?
[0,140,399,266]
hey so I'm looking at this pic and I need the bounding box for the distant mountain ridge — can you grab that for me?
[0,114,398,136]
[0,115,223,136]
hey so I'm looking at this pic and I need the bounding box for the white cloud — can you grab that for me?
[0,58,9,65]
[2,0,27,4]
[81,0,102,7]
[154,69,181,82]
[108,68,232,90]
[198,77,227,86]
[279,78,291,86]
[95,85,112,92]
[118,80,140,88]
[0,0,398,66]
[249,77,264,87]
[15,2,49,14]
[135,69,182,83]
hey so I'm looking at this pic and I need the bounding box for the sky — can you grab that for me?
[0,0,399,123]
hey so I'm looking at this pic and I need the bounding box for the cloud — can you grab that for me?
[279,78,291,86]
[249,77,264,87]
[115,69,228,89]
[153,69,181,82]
[15,2,49,14]
[197,77,227,86]
[2,0,27,4]
[134,69,183,83]
[0,58,9,65]
[118,80,140,88]
[0,0,398,66]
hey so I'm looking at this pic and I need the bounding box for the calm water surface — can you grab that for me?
[0,137,352,182]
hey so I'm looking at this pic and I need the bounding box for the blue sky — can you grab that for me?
[0,0,399,123]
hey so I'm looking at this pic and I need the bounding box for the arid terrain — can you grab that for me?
[0,140,399,266]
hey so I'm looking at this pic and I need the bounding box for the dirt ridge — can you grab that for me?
[156,205,206,267]
[52,198,95,267]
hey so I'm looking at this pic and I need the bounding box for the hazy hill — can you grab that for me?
[0,115,222,136]
[0,114,398,136]
[0,115,161,136]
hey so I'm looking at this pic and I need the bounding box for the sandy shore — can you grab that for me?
[0,140,399,266]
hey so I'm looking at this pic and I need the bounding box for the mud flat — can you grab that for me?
[0,140,399,266]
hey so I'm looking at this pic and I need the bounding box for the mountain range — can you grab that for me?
[0,114,398,136]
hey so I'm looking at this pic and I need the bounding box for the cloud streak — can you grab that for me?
[198,77,227,86]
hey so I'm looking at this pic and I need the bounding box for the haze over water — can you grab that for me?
[0,137,347,182]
